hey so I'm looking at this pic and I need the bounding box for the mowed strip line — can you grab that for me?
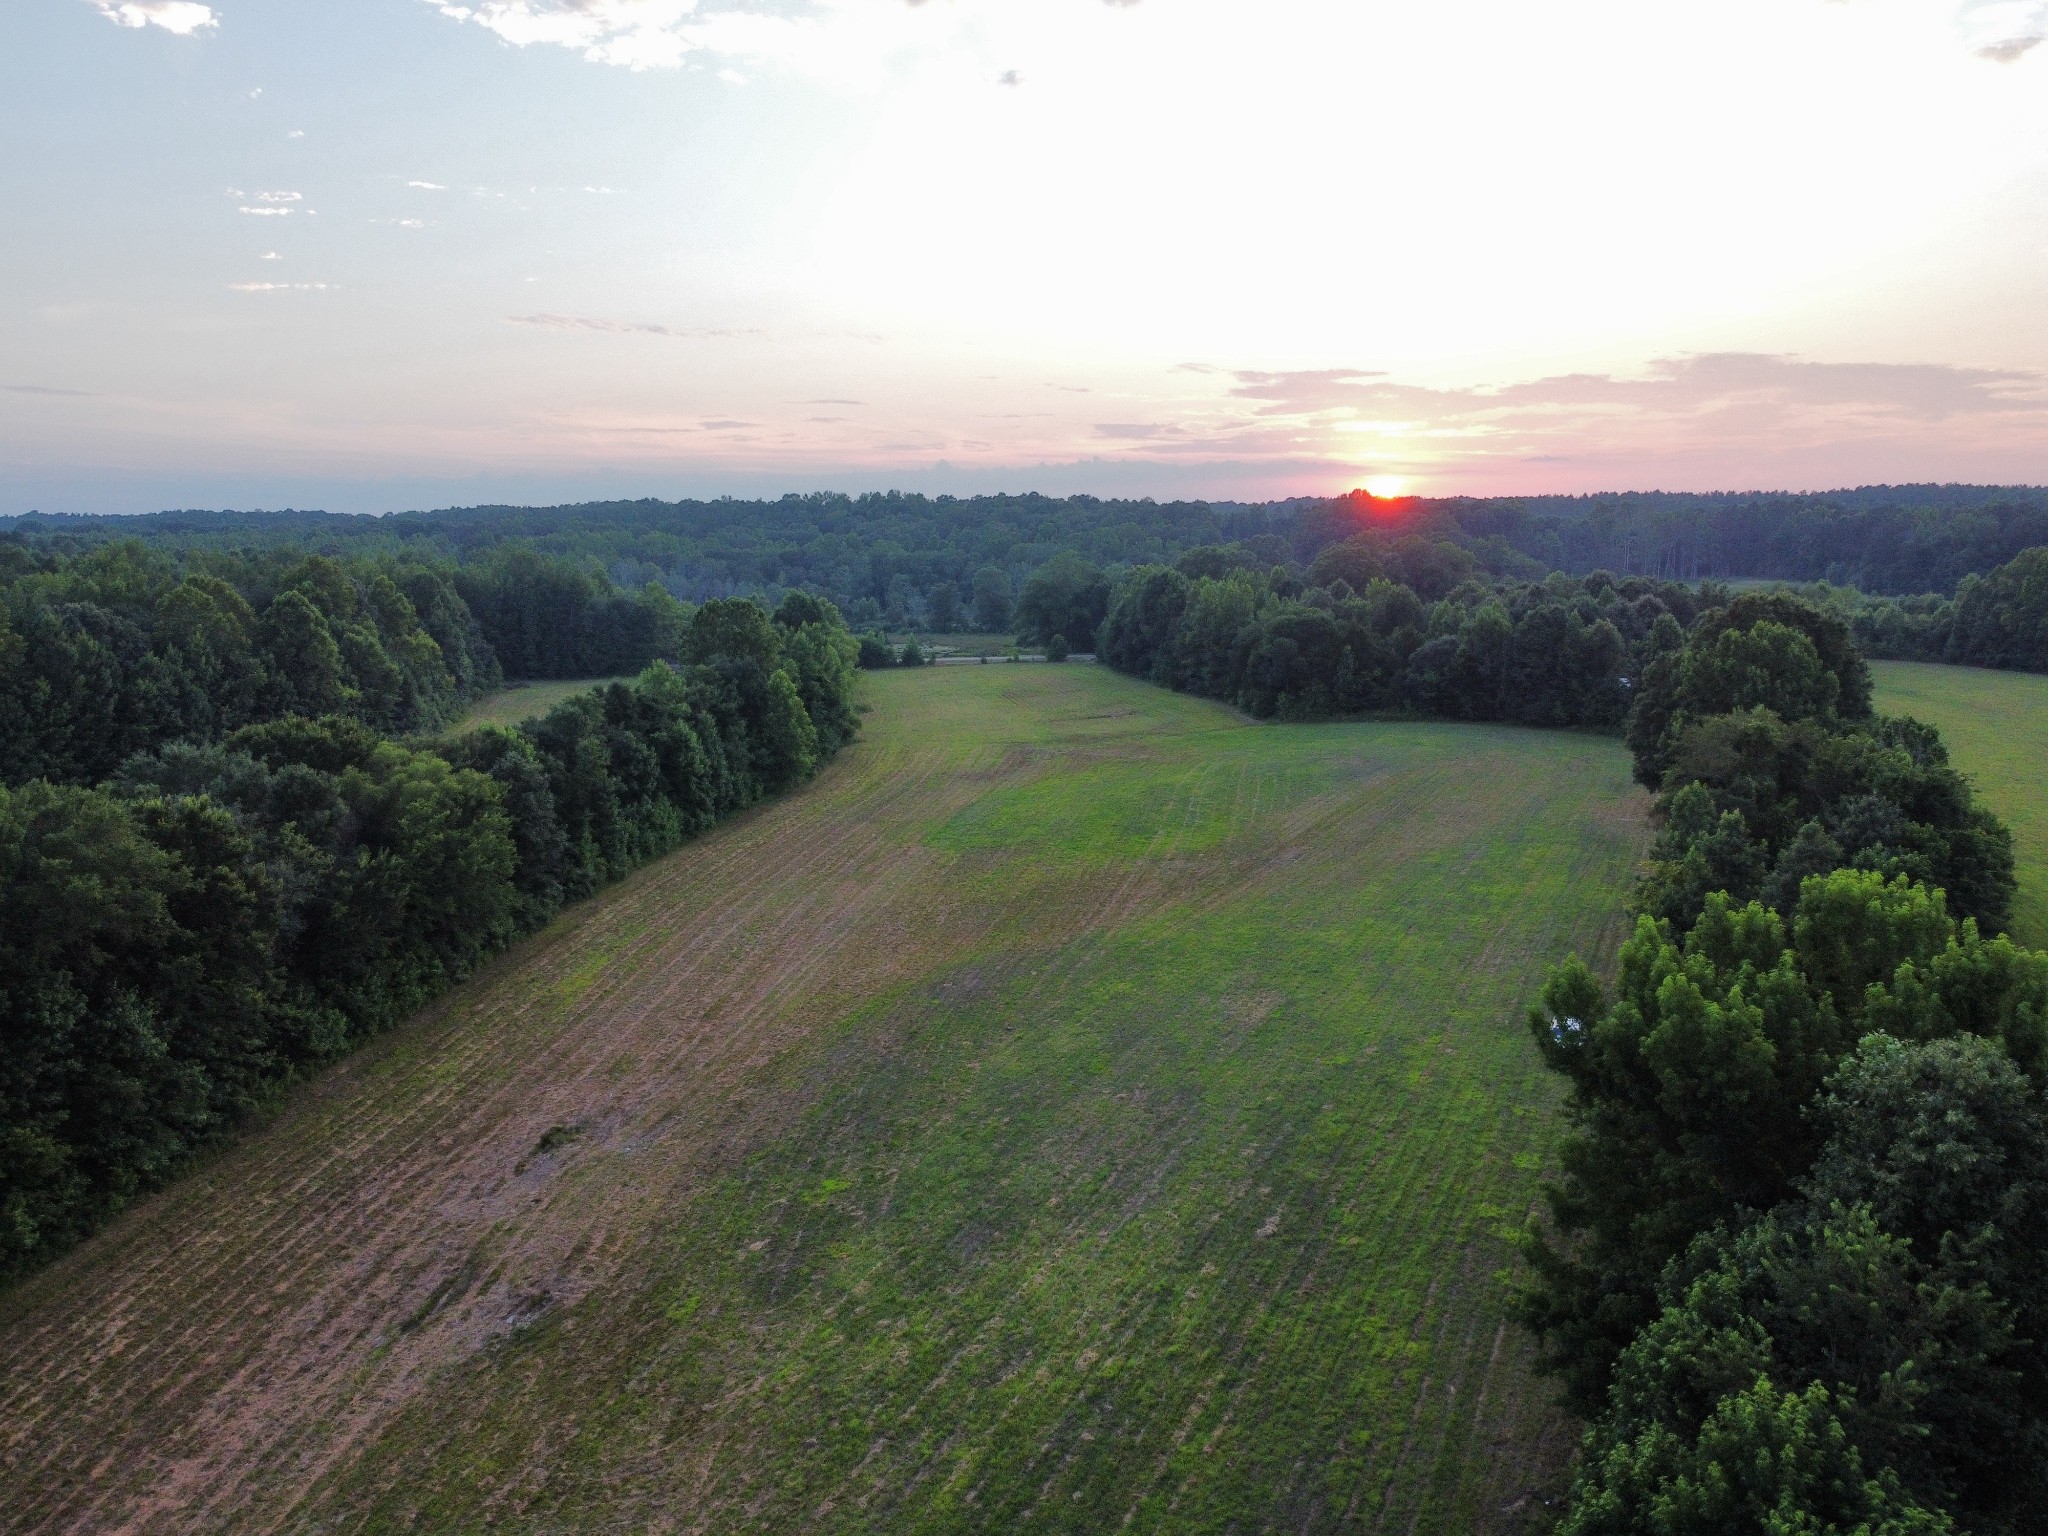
[0,667,1648,1534]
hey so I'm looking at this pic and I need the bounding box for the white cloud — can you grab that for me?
[425,0,699,70]
[407,180,447,190]
[228,282,339,291]
[83,0,216,34]
[1960,0,2048,58]
[258,250,281,260]
[239,206,293,216]
[418,0,957,79]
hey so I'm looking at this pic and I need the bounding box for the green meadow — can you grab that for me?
[2,666,1647,1535]
[455,675,634,730]
[1875,660,2048,947]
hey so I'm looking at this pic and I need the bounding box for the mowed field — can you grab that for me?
[1874,661,2048,948]
[0,666,1648,1535]
[457,676,633,730]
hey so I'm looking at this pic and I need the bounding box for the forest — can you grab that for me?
[1521,590,2048,1534]
[0,541,857,1281]
[8,480,2048,632]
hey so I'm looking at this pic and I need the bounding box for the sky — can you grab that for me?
[4,0,2048,515]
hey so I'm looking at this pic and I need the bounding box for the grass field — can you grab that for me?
[0,666,1648,1535]
[1874,660,2048,948]
[457,676,632,729]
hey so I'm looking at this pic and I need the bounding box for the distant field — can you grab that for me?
[1874,660,2048,947]
[0,666,1648,1535]
[907,630,1022,657]
[457,676,631,729]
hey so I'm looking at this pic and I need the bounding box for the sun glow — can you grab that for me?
[1361,475,1409,499]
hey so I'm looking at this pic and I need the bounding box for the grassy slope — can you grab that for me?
[1874,661,2048,948]
[0,667,1647,1535]
[457,676,632,730]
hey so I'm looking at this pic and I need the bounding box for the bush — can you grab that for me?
[1046,633,1070,662]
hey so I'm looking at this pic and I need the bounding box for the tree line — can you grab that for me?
[1096,532,1717,726]
[1789,545,2048,675]
[1438,485,2048,592]
[13,485,2048,648]
[0,540,696,788]
[1520,591,2048,1533]
[0,592,857,1284]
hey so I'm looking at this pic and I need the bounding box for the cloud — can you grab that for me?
[1959,0,2048,58]
[1229,353,2043,424]
[4,384,95,396]
[407,180,447,190]
[424,0,702,70]
[997,69,1021,86]
[227,282,339,291]
[802,397,864,405]
[258,250,281,260]
[232,189,302,217]
[418,0,951,78]
[1133,352,2048,482]
[506,313,760,338]
[1094,422,1178,440]
[82,0,216,35]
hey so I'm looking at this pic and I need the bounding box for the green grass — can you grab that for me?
[906,631,1026,657]
[0,666,1647,1534]
[456,676,632,730]
[1874,660,2048,947]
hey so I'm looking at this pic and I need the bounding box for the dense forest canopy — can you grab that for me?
[7,482,2048,631]
[1520,588,2048,1535]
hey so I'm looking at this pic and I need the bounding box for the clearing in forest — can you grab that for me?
[456,675,635,730]
[0,666,1647,1535]
[1874,660,2048,948]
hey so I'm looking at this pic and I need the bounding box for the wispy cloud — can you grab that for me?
[229,189,303,217]
[407,180,447,190]
[1228,353,2045,425]
[4,384,95,397]
[228,282,340,291]
[507,313,760,338]
[1959,0,2048,59]
[82,0,216,36]
[424,0,703,71]
[1091,352,2048,484]
[419,0,956,78]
